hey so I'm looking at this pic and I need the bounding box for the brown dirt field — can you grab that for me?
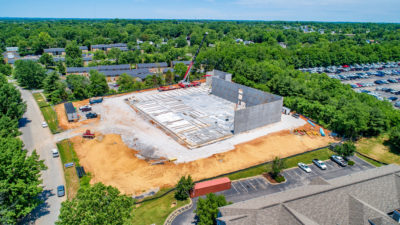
[71,130,334,195]
[55,100,100,130]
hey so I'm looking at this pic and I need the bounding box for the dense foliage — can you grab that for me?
[56,183,134,225]
[195,193,229,225]
[174,175,194,201]
[0,74,45,224]
[334,141,356,158]
[388,127,400,151]
[271,156,285,178]
[14,60,46,89]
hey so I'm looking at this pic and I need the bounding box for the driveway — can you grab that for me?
[172,155,375,225]
[17,88,66,225]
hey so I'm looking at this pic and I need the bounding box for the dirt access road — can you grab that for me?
[71,126,334,195]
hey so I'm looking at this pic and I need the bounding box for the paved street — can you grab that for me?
[172,156,375,225]
[18,87,66,225]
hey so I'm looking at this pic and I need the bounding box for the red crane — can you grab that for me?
[178,32,208,88]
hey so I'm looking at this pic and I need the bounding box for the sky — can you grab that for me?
[0,0,399,23]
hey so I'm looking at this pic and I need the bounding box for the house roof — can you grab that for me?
[44,48,65,53]
[136,62,168,69]
[67,64,131,73]
[64,102,76,114]
[172,61,191,66]
[91,43,127,49]
[8,57,38,64]
[218,164,400,225]
[6,47,18,52]
[79,46,88,50]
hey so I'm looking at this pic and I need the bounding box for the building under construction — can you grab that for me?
[127,70,283,148]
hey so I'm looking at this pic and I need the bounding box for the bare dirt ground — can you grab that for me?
[55,100,100,130]
[71,128,334,195]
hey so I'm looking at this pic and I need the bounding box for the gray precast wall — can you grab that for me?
[211,77,283,134]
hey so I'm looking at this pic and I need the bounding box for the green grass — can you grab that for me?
[356,135,400,165]
[131,191,190,225]
[355,153,382,167]
[32,92,61,133]
[57,140,80,199]
[226,148,335,180]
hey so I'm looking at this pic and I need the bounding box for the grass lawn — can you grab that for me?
[356,135,400,165]
[57,140,80,199]
[355,153,382,167]
[32,93,61,133]
[131,191,190,225]
[227,148,335,180]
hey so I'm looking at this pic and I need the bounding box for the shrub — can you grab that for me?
[347,160,355,166]
[275,175,286,183]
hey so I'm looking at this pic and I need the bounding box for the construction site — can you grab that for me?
[53,35,335,194]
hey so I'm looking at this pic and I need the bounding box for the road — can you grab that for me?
[18,87,66,225]
[172,156,375,225]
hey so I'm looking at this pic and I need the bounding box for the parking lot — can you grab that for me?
[172,156,376,225]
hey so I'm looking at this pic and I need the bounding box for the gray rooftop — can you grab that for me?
[172,60,191,66]
[43,48,65,53]
[91,43,127,49]
[6,47,18,52]
[136,62,168,69]
[218,164,400,225]
[79,46,88,50]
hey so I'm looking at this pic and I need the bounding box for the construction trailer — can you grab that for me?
[64,102,78,122]
[190,177,231,198]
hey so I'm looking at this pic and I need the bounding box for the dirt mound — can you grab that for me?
[71,131,334,195]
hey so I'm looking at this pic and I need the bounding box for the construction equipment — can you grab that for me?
[158,32,208,91]
[82,129,95,139]
[178,32,208,88]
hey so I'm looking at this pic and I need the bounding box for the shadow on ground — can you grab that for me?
[19,189,54,225]
[18,117,31,128]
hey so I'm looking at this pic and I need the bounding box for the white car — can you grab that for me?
[298,163,312,173]
[41,122,48,128]
[52,148,59,158]
[312,159,327,170]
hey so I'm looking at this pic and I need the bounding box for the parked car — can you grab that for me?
[292,113,300,119]
[57,185,65,197]
[388,79,399,83]
[388,97,398,101]
[86,112,98,119]
[298,163,312,173]
[395,101,400,108]
[52,148,59,158]
[79,105,92,112]
[41,122,48,128]
[312,159,327,170]
[331,155,347,167]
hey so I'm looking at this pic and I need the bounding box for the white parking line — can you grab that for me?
[256,178,268,189]
[238,181,249,193]
[231,183,239,193]
[246,179,257,190]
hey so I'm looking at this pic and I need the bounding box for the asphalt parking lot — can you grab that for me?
[172,156,375,225]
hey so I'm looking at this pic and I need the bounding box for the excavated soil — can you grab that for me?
[55,100,100,130]
[71,128,334,195]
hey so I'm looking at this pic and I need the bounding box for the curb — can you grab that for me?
[164,198,193,225]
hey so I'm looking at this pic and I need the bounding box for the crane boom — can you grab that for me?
[181,32,208,83]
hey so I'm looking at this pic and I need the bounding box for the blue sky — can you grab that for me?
[0,0,399,23]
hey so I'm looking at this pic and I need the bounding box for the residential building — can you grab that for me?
[136,62,168,73]
[2,47,20,64]
[44,48,66,56]
[79,46,88,53]
[217,164,400,225]
[171,60,191,67]
[91,43,128,52]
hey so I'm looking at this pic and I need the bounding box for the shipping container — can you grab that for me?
[190,177,231,198]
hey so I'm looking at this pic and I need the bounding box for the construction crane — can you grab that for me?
[178,32,208,88]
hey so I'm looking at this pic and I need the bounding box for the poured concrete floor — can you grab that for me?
[128,86,235,148]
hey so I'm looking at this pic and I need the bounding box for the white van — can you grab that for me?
[52,148,59,158]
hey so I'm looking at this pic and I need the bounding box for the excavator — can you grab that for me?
[158,32,208,91]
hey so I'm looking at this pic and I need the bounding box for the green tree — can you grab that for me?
[88,70,109,97]
[0,64,12,76]
[175,36,188,48]
[65,41,83,67]
[56,183,134,225]
[195,193,229,225]
[56,61,66,75]
[32,32,53,54]
[0,116,21,138]
[43,71,68,103]
[39,53,54,68]
[334,141,356,158]
[174,175,194,201]
[0,82,26,120]
[117,73,135,92]
[388,127,400,151]
[66,74,90,100]
[165,70,174,84]
[93,50,107,61]
[14,60,46,89]
[270,156,285,178]
[174,63,188,80]
[0,137,46,224]
[108,48,122,62]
